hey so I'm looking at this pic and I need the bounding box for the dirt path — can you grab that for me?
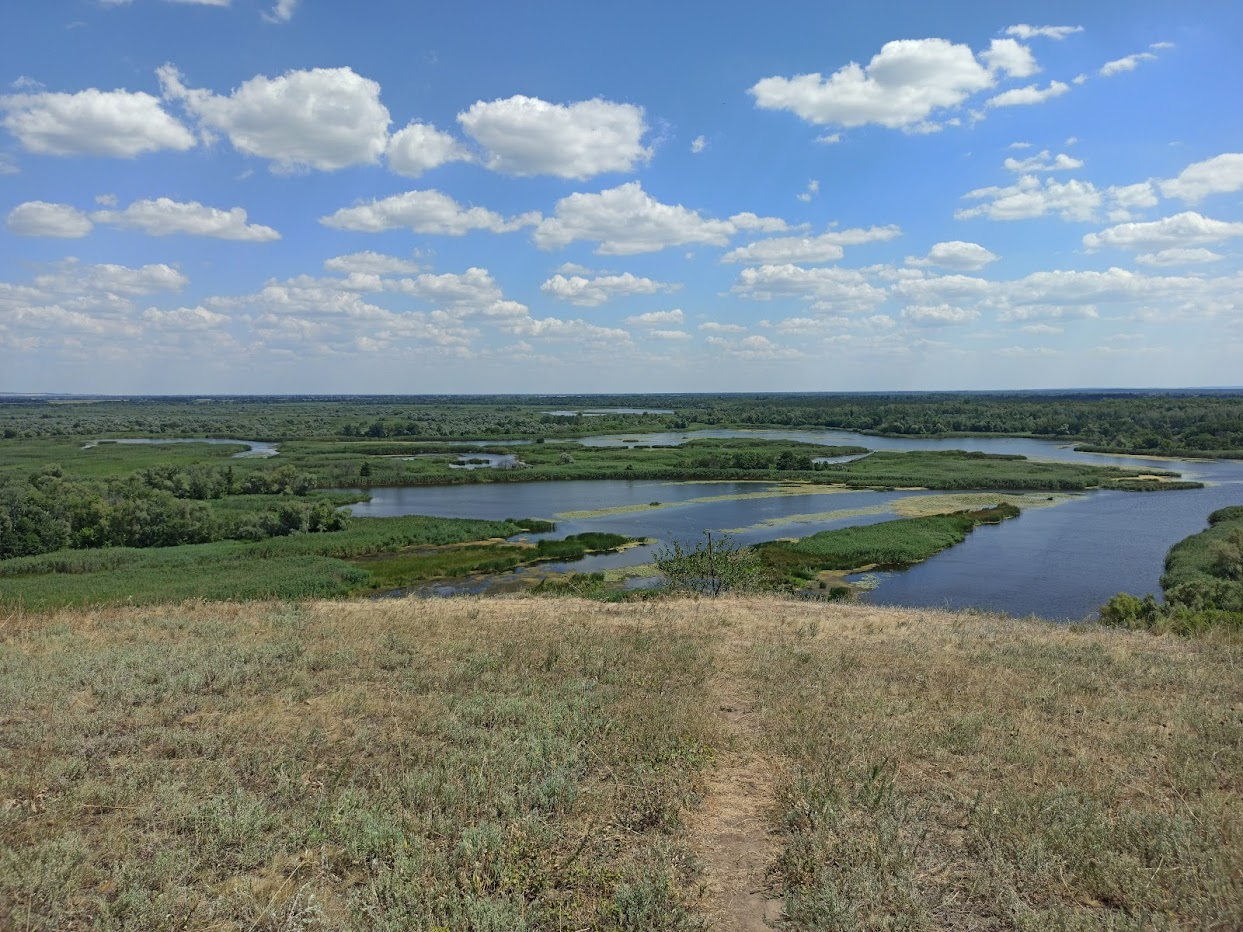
[686,650,783,931]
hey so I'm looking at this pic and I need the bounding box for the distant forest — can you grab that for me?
[2,391,1241,456]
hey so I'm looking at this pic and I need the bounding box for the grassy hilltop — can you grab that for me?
[2,596,1240,931]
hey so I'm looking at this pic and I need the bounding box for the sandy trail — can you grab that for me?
[686,643,783,931]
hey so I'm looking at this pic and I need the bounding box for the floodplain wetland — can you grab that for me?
[2,393,1241,618]
[2,392,1243,930]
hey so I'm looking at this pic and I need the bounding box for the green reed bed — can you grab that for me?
[356,533,632,593]
[756,504,1020,583]
[0,516,556,610]
[836,450,1192,491]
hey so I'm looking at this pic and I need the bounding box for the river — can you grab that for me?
[345,428,1243,620]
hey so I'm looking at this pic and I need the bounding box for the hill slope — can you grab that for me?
[2,597,1240,930]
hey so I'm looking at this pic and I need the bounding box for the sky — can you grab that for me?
[1,1,1241,394]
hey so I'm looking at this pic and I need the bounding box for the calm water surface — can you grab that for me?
[82,437,279,457]
[353,428,1243,619]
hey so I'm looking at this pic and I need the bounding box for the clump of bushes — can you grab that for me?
[1100,505,1243,635]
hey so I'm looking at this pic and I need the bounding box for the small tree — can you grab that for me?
[654,531,762,597]
[1209,529,1243,581]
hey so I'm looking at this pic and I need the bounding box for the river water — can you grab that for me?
[345,428,1243,620]
[82,438,279,457]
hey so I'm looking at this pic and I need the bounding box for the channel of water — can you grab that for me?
[87,430,1243,619]
[347,428,1243,619]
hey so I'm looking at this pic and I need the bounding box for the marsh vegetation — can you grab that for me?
[0,394,1236,617]
[1101,506,1243,634]
[5,391,1242,457]
[755,504,1021,588]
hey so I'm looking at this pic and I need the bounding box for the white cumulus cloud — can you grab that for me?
[723,235,842,264]
[981,39,1039,78]
[906,241,998,271]
[900,304,980,325]
[957,175,1101,222]
[92,198,280,240]
[1135,248,1224,267]
[382,268,503,312]
[732,264,888,314]
[540,272,678,307]
[6,201,94,238]
[624,309,685,326]
[1004,25,1083,41]
[500,315,632,346]
[721,226,900,264]
[1099,53,1156,77]
[386,122,471,177]
[1105,181,1159,221]
[986,81,1070,108]
[705,333,804,361]
[160,65,390,171]
[1003,150,1082,172]
[458,95,650,179]
[698,321,747,334]
[749,38,994,130]
[1083,212,1243,251]
[1159,153,1243,203]
[324,252,421,276]
[0,88,195,157]
[532,182,787,255]
[32,259,188,297]
[320,190,539,236]
[142,305,230,331]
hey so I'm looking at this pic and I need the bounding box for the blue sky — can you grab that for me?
[2,0,1240,393]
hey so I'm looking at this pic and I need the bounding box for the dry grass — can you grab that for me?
[2,597,1240,930]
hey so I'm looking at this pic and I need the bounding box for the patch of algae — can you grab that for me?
[891,491,1075,517]
[602,563,662,582]
[716,491,1077,535]
[554,484,852,520]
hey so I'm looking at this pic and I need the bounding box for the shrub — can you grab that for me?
[654,532,762,597]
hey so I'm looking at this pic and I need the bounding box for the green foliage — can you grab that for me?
[286,437,869,488]
[1161,506,1243,608]
[0,457,330,560]
[1107,480,1203,492]
[0,542,369,609]
[4,391,1241,456]
[1208,529,1243,581]
[281,440,1188,493]
[1099,593,1162,629]
[510,517,556,533]
[756,505,1020,584]
[1101,504,1243,633]
[0,515,548,610]
[359,547,526,591]
[1209,505,1243,525]
[654,531,763,596]
[356,532,632,592]
[533,532,629,559]
[836,450,1191,492]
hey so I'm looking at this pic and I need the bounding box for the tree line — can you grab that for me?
[0,463,343,560]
